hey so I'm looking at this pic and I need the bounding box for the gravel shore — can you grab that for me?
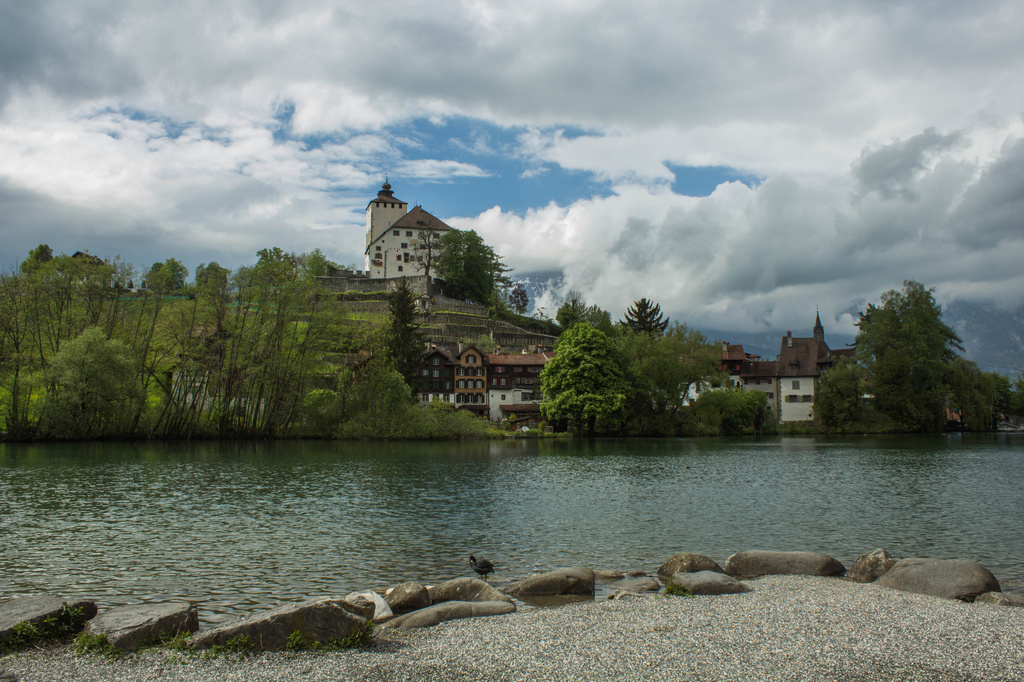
[3,576,1023,681]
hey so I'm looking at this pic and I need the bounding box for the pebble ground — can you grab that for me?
[3,576,1022,681]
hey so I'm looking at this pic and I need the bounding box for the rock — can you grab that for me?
[975,591,1024,607]
[427,578,514,605]
[345,591,393,623]
[657,553,725,581]
[607,577,661,593]
[384,582,431,614]
[84,602,198,651]
[190,597,368,651]
[0,596,97,647]
[607,590,644,601]
[625,570,648,578]
[341,595,376,621]
[671,570,752,596]
[594,569,625,580]
[848,548,896,583]
[724,551,846,579]
[505,567,595,597]
[381,601,515,629]
[876,559,1001,602]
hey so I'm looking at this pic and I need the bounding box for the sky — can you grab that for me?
[2,0,1024,338]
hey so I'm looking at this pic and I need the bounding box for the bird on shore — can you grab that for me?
[470,555,495,579]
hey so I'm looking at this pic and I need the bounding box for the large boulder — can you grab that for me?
[724,551,846,579]
[427,578,513,605]
[0,596,97,648]
[876,559,1001,602]
[345,591,393,623]
[381,601,515,630]
[657,553,725,581]
[190,597,368,651]
[384,582,431,614]
[505,567,595,597]
[84,602,198,651]
[607,577,661,593]
[848,548,896,583]
[671,571,752,596]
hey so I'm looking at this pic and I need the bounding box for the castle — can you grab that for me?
[363,180,454,279]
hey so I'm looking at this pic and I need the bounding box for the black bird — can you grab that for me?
[469,555,495,579]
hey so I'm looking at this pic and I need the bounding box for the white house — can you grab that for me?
[364,180,453,279]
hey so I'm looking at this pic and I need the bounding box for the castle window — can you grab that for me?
[792,380,800,389]
[406,231,412,236]
[393,230,399,236]
[401,243,407,248]
[375,245,381,251]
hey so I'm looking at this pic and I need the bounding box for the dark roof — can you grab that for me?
[485,352,552,366]
[392,206,453,233]
[777,335,830,377]
[425,347,457,364]
[740,360,778,378]
[366,181,407,209]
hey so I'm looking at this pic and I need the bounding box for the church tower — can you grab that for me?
[364,179,409,273]
[813,311,825,342]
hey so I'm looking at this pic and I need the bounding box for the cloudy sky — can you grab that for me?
[2,0,1024,337]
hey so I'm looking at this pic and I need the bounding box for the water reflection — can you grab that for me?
[1,435,1022,623]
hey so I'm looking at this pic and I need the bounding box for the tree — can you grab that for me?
[385,277,426,389]
[856,280,962,432]
[146,258,189,293]
[38,327,144,439]
[622,298,669,336]
[299,248,341,278]
[691,389,771,436]
[413,227,444,280]
[435,229,511,304]
[20,244,53,273]
[540,323,628,434]
[619,321,721,435]
[814,357,866,431]
[509,283,529,315]
[556,290,614,335]
[944,356,997,431]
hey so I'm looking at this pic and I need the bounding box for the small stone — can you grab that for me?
[848,549,896,583]
[671,571,752,596]
[657,553,725,581]
[505,567,595,597]
[975,592,1024,607]
[384,582,431,614]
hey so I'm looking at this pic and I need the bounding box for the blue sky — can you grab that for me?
[3,0,1024,336]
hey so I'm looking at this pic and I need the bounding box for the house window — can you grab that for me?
[457,380,465,389]
[501,395,506,401]
[785,395,799,403]
[768,392,774,399]
[432,369,440,377]
[432,357,440,365]
[393,230,399,236]
[443,369,451,377]
[801,395,813,403]
[401,243,407,249]
[522,392,533,401]
[466,355,476,364]
[397,265,403,271]
[375,245,381,251]
[476,380,483,388]
[500,378,507,386]
[792,380,800,389]
[444,381,451,390]
[495,366,506,374]
[457,368,465,376]
[403,253,409,262]
[406,231,412,236]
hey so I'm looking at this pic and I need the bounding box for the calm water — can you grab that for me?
[2,435,1022,623]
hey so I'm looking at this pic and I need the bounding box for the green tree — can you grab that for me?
[20,244,53,273]
[540,323,628,434]
[556,290,614,335]
[813,357,866,431]
[435,229,511,304]
[691,389,771,436]
[944,356,997,431]
[385,278,426,389]
[146,258,189,293]
[299,248,341,278]
[620,322,720,435]
[38,327,143,439]
[856,280,962,432]
[621,298,669,336]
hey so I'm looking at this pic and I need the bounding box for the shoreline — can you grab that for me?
[4,575,1024,681]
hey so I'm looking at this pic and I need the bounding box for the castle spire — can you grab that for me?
[813,310,824,342]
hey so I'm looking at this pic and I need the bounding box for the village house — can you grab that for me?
[485,351,551,425]
[418,346,456,403]
[453,346,489,415]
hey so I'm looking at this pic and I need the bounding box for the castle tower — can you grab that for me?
[364,179,409,273]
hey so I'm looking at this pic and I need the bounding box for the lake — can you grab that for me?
[1,434,1021,623]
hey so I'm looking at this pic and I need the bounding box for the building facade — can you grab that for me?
[364,181,453,279]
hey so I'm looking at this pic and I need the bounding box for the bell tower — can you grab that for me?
[364,178,409,273]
